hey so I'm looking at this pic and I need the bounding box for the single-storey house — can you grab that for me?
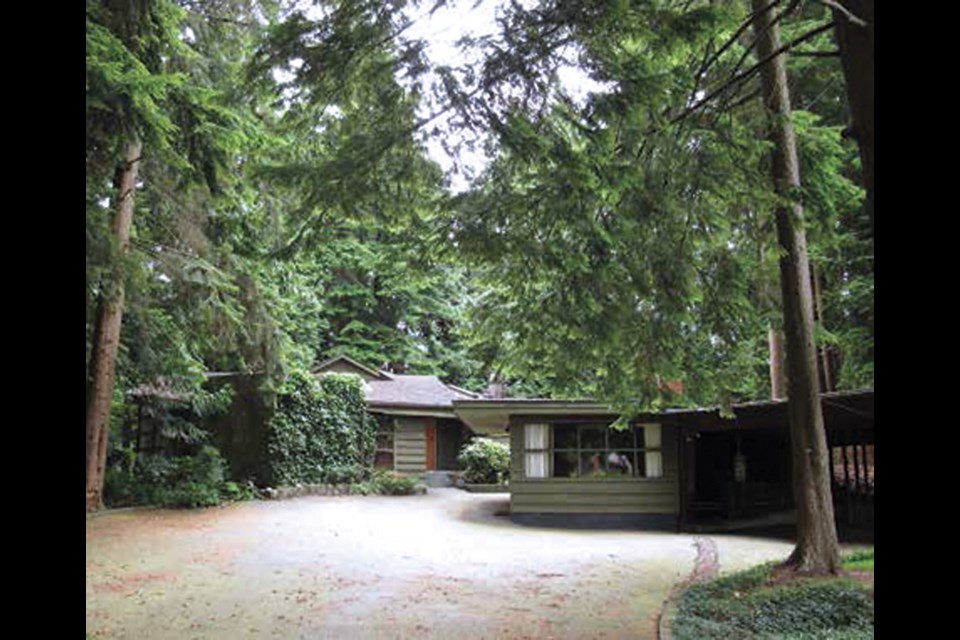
[452,389,874,531]
[312,355,481,479]
[311,354,872,531]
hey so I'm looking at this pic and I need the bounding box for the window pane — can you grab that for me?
[525,423,548,449]
[609,427,634,449]
[643,424,662,449]
[606,451,635,476]
[580,451,605,477]
[376,433,394,449]
[636,452,646,477]
[525,452,548,478]
[553,424,578,449]
[580,426,605,449]
[645,451,663,478]
[553,451,578,478]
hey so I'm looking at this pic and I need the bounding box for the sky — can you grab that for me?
[288,0,610,192]
[401,0,609,192]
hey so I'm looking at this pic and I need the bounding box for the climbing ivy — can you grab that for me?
[265,372,377,486]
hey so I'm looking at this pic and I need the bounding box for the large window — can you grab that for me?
[374,417,395,470]
[524,422,663,479]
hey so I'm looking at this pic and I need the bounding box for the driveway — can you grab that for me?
[86,489,795,639]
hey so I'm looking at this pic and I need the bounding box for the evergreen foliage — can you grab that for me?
[265,373,377,486]
[104,445,236,508]
[87,0,873,509]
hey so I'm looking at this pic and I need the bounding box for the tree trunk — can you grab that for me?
[85,138,141,513]
[832,0,873,234]
[810,262,834,392]
[751,0,840,573]
[768,326,786,400]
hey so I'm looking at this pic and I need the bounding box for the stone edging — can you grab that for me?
[262,484,357,499]
[658,536,719,640]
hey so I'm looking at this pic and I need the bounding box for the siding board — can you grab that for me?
[395,418,427,473]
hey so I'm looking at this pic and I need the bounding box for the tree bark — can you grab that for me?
[810,262,834,392]
[751,0,840,573]
[832,0,873,234]
[768,326,786,400]
[85,138,141,513]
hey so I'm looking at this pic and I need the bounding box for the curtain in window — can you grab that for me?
[644,424,663,478]
[524,423,548,478]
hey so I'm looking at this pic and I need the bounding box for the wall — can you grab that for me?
[395,417,427,473]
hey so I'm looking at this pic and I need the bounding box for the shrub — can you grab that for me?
[351,470,418,496]
[458,438,510,484]
[266,371,377,486]
[103,445,240,509]
[221,480,259,502]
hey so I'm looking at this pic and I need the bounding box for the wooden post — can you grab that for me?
[677,424,686,532]
[841,435,852,524]
[827,439,835,492]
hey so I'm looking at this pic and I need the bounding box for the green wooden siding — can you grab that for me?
[509,416,679,515]
[395,418,427,473]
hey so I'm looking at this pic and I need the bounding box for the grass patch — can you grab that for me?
[672,561,874,640]
[841,549,874,572]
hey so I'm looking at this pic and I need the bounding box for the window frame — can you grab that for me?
[522,420,664,481]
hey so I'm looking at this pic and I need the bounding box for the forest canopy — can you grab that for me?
[87,0,873,526]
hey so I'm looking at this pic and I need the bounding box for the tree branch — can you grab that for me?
[672,21,835,125]
[818,0,868,27]
[791,49,840,57]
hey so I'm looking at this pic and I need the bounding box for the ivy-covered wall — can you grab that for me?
[265,372,377,486]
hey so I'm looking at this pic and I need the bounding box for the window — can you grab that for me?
[524,423,549,478]
[374,417,395,470]
[523,422,663,479]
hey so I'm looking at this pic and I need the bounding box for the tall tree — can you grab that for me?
[750,0,839,572]
[86,0,182,511]
[86,138,141,512]
[86,0,265,510]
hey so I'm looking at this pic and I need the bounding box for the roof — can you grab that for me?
[312,355,480,414]
[366,375,479,408]
[311,354,392,380]
[451,389,875,435]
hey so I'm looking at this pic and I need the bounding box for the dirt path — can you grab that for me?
[86,489,793,639]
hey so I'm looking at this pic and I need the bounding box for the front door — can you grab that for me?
[425,419,436,471]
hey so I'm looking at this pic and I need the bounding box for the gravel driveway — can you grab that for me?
[86,488,795,639]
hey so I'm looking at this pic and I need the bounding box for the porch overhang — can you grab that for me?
[452,399,615,434]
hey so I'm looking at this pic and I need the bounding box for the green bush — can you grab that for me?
[221,480,259,502]
[103,445,244,509]
[266,372,377,486]
[457,438,510,484]
[351,470,418,496]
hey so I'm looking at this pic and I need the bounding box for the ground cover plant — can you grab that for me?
[672,550,874,639]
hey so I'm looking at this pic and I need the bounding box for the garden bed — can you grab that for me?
[670,550,874,639]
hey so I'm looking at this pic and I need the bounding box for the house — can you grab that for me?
[452,389,874,531]
[312,355,481,479]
